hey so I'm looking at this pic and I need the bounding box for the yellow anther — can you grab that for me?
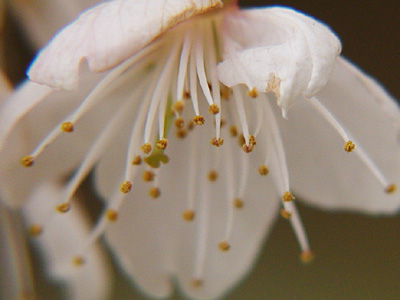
[142,170,155,182]
[21,155,34,167]
[187,120,195,131]
[182,210,195,221]
[218,241,231,252]
[173,101,185,113]
[258,164,269,176]
[344,141,355,152]
[209,137,224,147]
[148,187,161,198]
[131,155,142,165]
[385,183,397,194]
[248,135,256,146]
[156,138,168,150]
[233,198,244,209]
[208,170,218,182]
[183,91,191,99]
[174,118,184,129]
[282,191,295,202]
[176,129,187,139]
[28,224,43,237]
[120,181,132,194]
[208,104,220,115]
[192,279,203,288]
[141,143,152,154]
[280,209,292,219]
[300,250,315,264]
[56,203,70,213]
[72,256,85,267]
[229,125,238,137]
[242,143,254,153]
[106,209,118,222]
[247,87,258,98]
[193,115,205,125]
[60,121,74,133]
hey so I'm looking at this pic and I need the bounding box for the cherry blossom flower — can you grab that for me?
[0,0,399,299]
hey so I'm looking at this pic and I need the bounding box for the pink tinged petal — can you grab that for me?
[281,57,400,214]
[28,0,223,90]
[22,180,112,300]
[217,7,341,115]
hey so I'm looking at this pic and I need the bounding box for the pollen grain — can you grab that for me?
[156,138,168,150]
[28,224,43,237]
[106,209,118,222]
[131,155,142,165]
[385,183,397,194]
[55,202,71,213]
[149,187,161,199]
[218,241,231,252]
[193,115,205,125]
[210,137,224,147]
[282,191,295,202]
[258,164,269,176]
[141,143,152,154]
[233,198,244,209]
[300,250,315,264]
[142,170,155,182]
[208,104,220,115]
[182,209,195,221]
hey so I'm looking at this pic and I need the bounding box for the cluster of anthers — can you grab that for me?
[21,6,396,286]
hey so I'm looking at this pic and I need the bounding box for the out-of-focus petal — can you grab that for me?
[22,180,111,300]
[217,7,341,115]
[28,0,222,90]
[281,57,400,214]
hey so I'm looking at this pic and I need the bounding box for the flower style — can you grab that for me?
[1,0,399,299]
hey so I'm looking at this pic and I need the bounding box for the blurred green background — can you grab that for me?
[4,0,400,299]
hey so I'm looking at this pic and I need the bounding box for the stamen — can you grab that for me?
[174,118,185,129]
[176,129,187,139]
[176,29,192,101]
[141,143,152,154]
[232,86,251,147]
[247,87,258,98]
[193,115,205,125]
[344,141,355,152]
[119,181,132,194]
[105,209,118,222]
[207,170,218,182]
[229,125,238,137]
[173,101,185,115]
[209,137,224,147]
[233,198,244,209]
[60,121,74,133]
[385,184,397,194]
[28,224,43,237]
[282,191,295,202]
[72,256,85,267]
[142,170,155,182]
[131,155,142,165]
[148,187,161,199]
[182,209,196,221]
[55,203,70,213]
[280,209,292,219]
[208,104,220,115]
[156,138,168,150]
[258,164,269,176]
[218,241,230,252]
[300,250,315,264]
[191,279,203,288]
[20,155,34,167]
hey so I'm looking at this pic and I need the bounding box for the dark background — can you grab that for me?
[4,1,400,299]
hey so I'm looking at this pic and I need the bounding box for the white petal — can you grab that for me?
[9,0,100,48]
[281,57,400,214]
[217,7,341,114]
[0,71,107,208]
[28,0,222,89]
[22,180,111,300]
[97,111,280,299]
